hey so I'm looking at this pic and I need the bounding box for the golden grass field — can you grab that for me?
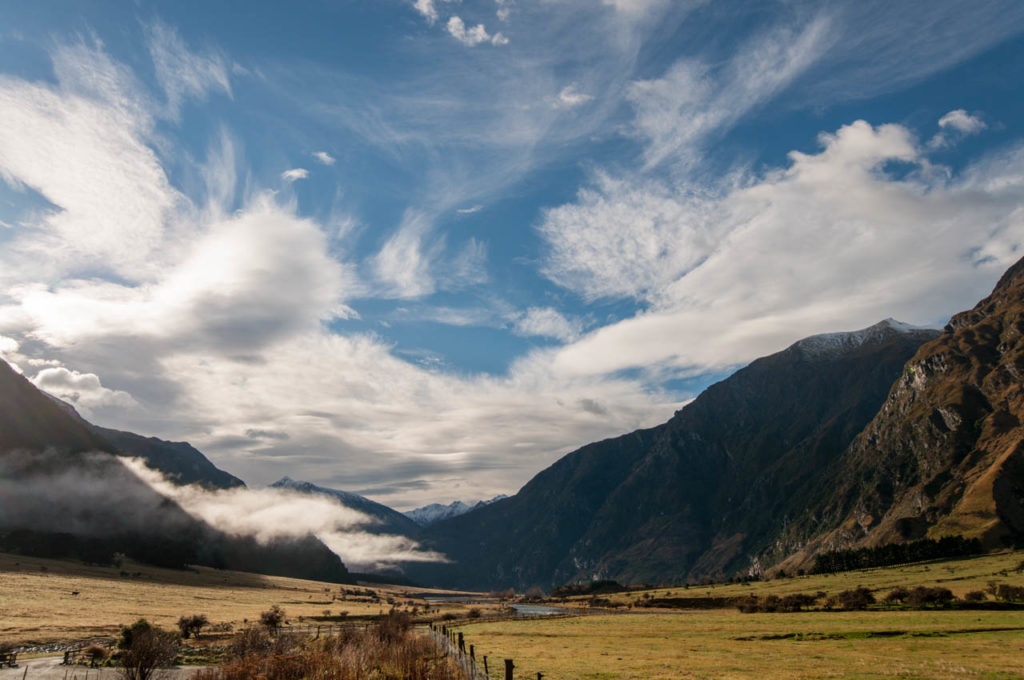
[452,551,1024,680]
[455,610,1024,680]
[0,552,485,646]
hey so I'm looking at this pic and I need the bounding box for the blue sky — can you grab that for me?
[1,0,1023,509]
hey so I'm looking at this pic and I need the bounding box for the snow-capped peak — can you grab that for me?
[404,494,508,527]
[793,318,937,360]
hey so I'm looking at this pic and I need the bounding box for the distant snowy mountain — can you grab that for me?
[793,318,936,360]
[404,495,508,527]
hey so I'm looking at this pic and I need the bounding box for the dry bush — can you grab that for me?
[119,628,179,680]
[196,615,459,680]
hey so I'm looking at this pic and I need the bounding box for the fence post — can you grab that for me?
[484,656,489,676]
[470,644,475,660]
[458,632,465,654]
[504,659,514,680]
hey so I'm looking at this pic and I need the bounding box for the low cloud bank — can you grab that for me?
[122,458,446,571]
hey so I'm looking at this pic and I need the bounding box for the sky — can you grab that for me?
[0,0,1023,510]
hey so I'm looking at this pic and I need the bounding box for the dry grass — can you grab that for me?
[453,552,1024,680]
[456,611,1024,679]
[0,552,485,646]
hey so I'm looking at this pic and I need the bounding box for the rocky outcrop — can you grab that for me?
[777,257,1024,570]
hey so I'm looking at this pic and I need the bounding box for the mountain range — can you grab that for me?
[3,257,1024,592]
[404,496,509,527]
[401,261,1024,590]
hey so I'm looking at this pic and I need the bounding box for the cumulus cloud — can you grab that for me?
[513,307,581,342]
[8,197,351,352]
[281,168,309,182]
[313,151,336,165]
[939,109,986,134]
[542,119,1024,377]
[124,459,443,569]
[446,16,508,46]
[31,367,137,415]
[930,109,987,149]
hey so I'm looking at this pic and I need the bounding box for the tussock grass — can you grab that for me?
[0,552,482,646]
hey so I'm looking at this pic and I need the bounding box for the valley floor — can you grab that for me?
[455,610,1024,679]
[0,552,484,647]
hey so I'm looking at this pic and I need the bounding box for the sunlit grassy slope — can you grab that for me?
[584,550,1024,606]
[0,552,478,646]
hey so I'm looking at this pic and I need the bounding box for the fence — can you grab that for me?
[428,623,544,680]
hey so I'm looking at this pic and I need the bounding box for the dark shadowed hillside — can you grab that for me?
[0,359,351,583]
[407,320,939,590]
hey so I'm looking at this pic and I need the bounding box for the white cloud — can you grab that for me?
[540,173,724,301]
[513,307,581,342]
[32,366,136,414]
[281,168,310,182]
[124,459,444,569]
[939,109,986,134]
[8,197,352,352]
[555,84,593,109]
[495,0,513,21]
[628,15,832,167]
[412,0,459,24]
[313,150,336,165]
[541,119,1024,377]
[457,205,483,214]
[0,42,182,281]
[446,16,508,46]
[146,21,232,118]
[930,109,988,149]
[371,212,440,298]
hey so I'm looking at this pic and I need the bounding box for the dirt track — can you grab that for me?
[0,656,201,680]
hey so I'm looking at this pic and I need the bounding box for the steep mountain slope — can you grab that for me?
[778,258,1024,568]
[41,393,244,490]
[0,359,352,583]
[271,478,421,536]
[0,361,116,455]
[94,426,245,490]
[404,495,508,527]
[408,319,938,590]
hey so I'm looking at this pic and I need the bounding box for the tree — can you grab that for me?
[837,587,875,610]
[118,623,178,680]
[176,614,209,640]
[259,605,286,634]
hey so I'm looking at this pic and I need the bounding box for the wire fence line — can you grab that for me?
[428,623,543,680]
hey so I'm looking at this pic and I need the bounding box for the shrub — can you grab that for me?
[837,587,875,610]
[963,590,986,602]
[995,584,1024,602]
[467,608,482,619]
[83,645,108,666]
[118,624,178,680]
[118,619,154,651]
[177,614,209,639]
[260,605,286,634]
[377,611,412,643]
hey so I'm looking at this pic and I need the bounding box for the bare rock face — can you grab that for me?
[778,257,1024,570]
